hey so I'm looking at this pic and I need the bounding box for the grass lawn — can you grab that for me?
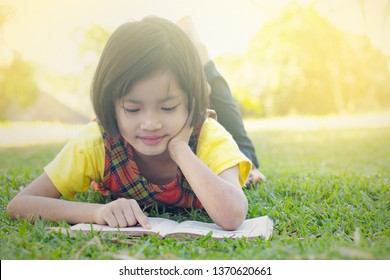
[0,119,389,259]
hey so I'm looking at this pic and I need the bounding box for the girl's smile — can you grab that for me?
[137,135,166,146]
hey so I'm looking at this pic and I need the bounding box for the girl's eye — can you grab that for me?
[124,108,140,113]
[162,104,179,112]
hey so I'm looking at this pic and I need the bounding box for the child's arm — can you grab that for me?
[6,173,150,228]
[170,141,247,231]
[168,111,248,231]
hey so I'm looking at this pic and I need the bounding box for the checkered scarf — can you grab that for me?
[92,122,202,209]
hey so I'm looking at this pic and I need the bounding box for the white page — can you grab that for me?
[70,217,179,236]
[171,216,273,239]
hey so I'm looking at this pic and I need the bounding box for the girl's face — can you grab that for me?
[115,72,189,157]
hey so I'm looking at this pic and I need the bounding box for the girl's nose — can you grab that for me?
[140,111,163,131]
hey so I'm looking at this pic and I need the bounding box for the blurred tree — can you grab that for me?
[0,5,39,120]
[79,24,110,57]
[217,5,390,117]
[42,24,110,116]
[0,53,40,119]
[356,0,390,56]
[0,4,12,27]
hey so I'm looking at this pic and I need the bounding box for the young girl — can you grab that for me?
[7,16,251,231]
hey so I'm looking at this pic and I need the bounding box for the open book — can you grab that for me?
[70,216,273,240]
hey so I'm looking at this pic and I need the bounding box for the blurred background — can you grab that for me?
[0,0,389,145]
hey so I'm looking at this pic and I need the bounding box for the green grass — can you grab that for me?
[1,125,389,259]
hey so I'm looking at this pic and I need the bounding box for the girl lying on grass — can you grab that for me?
[7,16,262,230]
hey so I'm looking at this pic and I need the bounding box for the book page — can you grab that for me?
[166,216,273,240]
[244,216,273,240]
[148,217,180,236]
[70,217,179,237]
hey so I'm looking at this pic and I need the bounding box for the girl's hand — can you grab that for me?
[168,102,195,159]
[94,198,150,229]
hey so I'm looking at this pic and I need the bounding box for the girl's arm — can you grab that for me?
[6,173,150,228]
[169,140,248,230]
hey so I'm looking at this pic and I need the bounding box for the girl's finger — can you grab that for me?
[112,207,128,228]
[129,199,151,229]
[105,211,118,228]
[122,204,137,227]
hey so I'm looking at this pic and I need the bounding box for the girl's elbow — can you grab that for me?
[6,198,19,219]
[219,219,244,231]
[219,200,248,231]
[6,194,27,219]
[219,213,246,231]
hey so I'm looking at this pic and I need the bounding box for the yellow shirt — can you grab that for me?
[44,118,251,199]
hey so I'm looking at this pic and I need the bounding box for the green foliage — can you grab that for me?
[1,124,389,259]
[0,53,39,119]
[0,4,12,27]
[216,6,390,117]
[38,24,110,117]
[79,24,110,56]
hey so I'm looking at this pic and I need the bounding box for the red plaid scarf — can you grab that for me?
[92,123,203,209]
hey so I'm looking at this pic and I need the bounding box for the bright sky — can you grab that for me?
[0,0,290,73]
[1,0,389,73]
